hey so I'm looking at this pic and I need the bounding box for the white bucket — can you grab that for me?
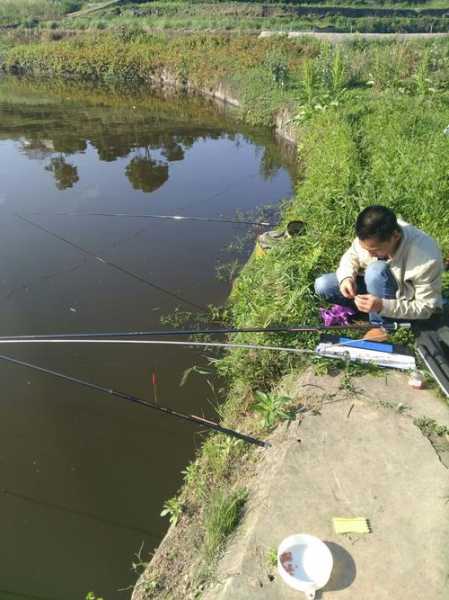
[277,534,333,599]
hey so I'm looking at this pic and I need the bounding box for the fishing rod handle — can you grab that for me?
[384,322,411,331]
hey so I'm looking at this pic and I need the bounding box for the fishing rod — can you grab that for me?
[14,213,206,311]
[0,321,410,342]
[0,352,269,448]
[28,211,272,227]
[0,338,316,353]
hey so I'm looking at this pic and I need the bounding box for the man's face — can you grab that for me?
[359,230,401,258]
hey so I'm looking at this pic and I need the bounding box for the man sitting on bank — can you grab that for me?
[314,205,443,324]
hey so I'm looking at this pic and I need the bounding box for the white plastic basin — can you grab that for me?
[278,534,333,599]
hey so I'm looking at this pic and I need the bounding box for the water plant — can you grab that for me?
[85,593,104,600]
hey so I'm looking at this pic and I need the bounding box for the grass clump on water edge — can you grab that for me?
[202,487,248,565]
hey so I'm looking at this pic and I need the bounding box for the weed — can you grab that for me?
[340,371,358,395]
[180,365,215,387]
[131,541,150,576]
[216,259,241,284]
[301,59,316,107]
[142,577,159,594]
[182,461,203,489]
[414,49,433,96]
[265,48,290,89]
[252,391,295,429]
[331,47,347,96]
[378,399,409,413]
[160,496,183,527]
[266,547,278,568]
[203,487,248,564]
[414,416,449,438]
[391,326,416,348]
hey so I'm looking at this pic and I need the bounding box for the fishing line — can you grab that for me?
[0,588,59,600]
[1,221,151,302]
[2,257,88,301]
[0,488,160,540]
[28,211,271,227]
[14,213,206,311]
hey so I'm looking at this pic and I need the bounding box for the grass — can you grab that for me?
[0,0,83,25]
[56,12,449,34]
[414,416,449,459]
[202,487,248,564]
[3,0,449,33]
[414,416,449,437]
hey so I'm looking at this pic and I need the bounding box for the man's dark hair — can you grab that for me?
[356,205,400,242]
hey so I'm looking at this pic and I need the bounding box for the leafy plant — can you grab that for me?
[265,49,290,89]
[390,326,415,348]
[414,416,449,438]
[252,391,295,429]
[302,59,316,107]
[85,593,104,600]
[160,496,183,526]
[330,47,346,96]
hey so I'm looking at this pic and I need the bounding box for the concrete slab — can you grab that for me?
[279,368,449,429]
[204,378,449,600]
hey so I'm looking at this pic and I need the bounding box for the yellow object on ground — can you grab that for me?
[254,241,266,258]
[332,517,370,534]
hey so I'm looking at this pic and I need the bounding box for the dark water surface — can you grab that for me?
[0,77,294,600]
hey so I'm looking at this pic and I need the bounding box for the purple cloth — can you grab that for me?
[320,304,356,327]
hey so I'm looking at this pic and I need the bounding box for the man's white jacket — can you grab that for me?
[336,220,444,320]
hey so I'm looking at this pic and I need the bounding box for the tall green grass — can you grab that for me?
[218,90,449,392]
[203,487,248,563]
[0,0,82,24]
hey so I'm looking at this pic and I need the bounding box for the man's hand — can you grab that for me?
[354,294,383,314]
[339,277,357,299]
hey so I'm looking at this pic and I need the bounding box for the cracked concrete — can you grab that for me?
[204,370,449,600]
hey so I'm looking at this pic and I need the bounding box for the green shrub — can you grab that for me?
[252,391,295,428]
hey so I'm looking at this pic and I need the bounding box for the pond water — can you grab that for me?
[0,77,294,600]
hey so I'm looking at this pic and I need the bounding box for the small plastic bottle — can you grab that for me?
[408,370,425,389]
